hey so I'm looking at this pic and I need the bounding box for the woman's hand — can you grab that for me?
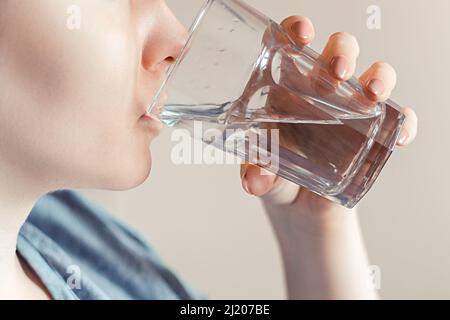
[240,16,418,215]
[239,15,418,299]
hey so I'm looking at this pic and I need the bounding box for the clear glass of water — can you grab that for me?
[149,0,406,208]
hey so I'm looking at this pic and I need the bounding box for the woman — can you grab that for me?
[0,0,418,299]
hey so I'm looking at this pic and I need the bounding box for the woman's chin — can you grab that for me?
[99,153,153,191]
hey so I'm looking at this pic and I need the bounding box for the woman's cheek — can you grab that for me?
[105,38,137,120]
[34,28,141,187]
[0,0,149,190]
[74,32,149,187]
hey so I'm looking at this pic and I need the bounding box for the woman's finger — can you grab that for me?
[240,16,314,197]
[397,106,418,146]
[321,32,360,81]
[240,163,277,196]
[280,16,315,47]
[359,62,397,102]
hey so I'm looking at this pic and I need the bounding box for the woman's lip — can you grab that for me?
[140,111,161,123]
[138,90,167,120]
[139,111,163,135]
[140,104,162,119]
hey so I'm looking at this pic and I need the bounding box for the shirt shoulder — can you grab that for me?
[17,189,204,300]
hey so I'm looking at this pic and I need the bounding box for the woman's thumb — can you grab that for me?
[240,163,277,196]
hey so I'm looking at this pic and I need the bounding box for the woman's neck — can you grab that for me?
[0,165,50,298]
[0,191,38,259]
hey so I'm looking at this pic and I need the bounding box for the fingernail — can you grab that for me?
[242,176,253,195]
[398,129,409,145]
[290,20,313,41]
[367,79,385,96]
[330,55,348,80]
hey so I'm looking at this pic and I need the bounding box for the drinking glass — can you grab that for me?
[149,0,406,208]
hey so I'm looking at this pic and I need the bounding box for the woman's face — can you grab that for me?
[0,0,187,191]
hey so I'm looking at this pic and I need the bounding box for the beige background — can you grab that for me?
[83,0,449,299]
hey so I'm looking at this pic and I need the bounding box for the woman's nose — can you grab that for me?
[141,3,189,73]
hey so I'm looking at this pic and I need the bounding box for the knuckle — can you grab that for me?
[330,31,357,43]
[330,31,349,39]
[402,106,418,122]
[281,15,302,25]
[372,61,397,84]
[329,32,360,55]
[373,61,394,73]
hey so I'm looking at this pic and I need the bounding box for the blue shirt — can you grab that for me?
[16,190,204,300]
